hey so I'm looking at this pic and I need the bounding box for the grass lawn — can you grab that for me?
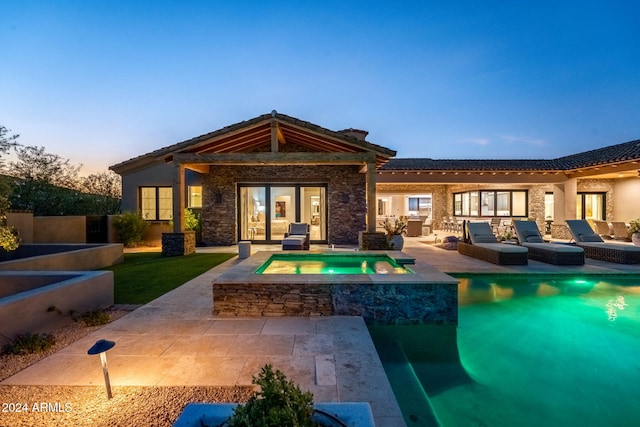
[107,252,236,305]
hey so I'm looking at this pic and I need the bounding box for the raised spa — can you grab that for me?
[213,251,458,324]
[256,253,413,275]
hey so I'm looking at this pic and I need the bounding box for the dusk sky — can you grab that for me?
[2,1,639,175]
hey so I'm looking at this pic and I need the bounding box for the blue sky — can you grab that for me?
[1,1,639,174]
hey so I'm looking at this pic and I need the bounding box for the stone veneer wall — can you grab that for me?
[202,165,366,246]
[578,179,615,220]
[213,282,458,325]
[162,232,196,256]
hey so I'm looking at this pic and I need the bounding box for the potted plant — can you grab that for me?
[628,219,640,246]
[497,228,516,243]
[173,364,374,427]
[381,218,407,250]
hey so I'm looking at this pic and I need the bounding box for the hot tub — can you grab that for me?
[256,253,413,275]
[213,251,458,324]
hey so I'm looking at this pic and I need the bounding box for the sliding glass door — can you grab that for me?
[238,184,326,243]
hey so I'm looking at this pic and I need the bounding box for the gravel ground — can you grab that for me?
[0,308,254,426]
[0,385,253,426]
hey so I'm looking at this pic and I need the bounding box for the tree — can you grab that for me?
[7,145,82,215]
[79,171,122,215]
[0,125,19,168]
[0,126,20,250]
[1,128,122,216]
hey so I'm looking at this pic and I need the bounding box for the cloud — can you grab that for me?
[498,134,546,146]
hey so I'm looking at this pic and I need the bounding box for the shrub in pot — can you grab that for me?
[628,219,640,246]
[227,364,317,427]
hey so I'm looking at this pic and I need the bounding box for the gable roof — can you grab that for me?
[110,111,396,174]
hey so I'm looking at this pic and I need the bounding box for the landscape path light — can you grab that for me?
[88,339,116,399]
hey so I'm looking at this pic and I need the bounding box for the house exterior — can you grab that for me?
[110,111,396,253]
[110,111,640,253]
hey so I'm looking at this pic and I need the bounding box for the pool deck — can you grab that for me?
[2,236,638,427]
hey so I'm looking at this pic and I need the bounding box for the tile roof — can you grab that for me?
[382,138,640,172]
[553,138,640,169]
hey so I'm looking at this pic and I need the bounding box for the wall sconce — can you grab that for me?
[213,190,223,204]
[88,339,116,399]
[341,193,350,204]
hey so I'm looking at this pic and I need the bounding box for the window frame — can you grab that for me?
[139,186,173,221]
[453,190,528,217]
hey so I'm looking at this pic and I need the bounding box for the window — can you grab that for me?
[377,198,390,216]
[544,193,554,220]
[407,196,432,217]
[140,187,172,220]
[188,185,202,208]
[454,190,527,217]
[577,193,605,220]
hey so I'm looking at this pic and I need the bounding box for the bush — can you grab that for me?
[227,364,318,427]
[169,208,201,232]
[113,211,149,247]
[0,225,19,251]
[79,309,111,326]
[2,333,55,355]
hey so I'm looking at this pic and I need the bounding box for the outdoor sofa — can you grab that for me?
[513,220,584,265]
[457,221,528,265]
[566,220,640,264]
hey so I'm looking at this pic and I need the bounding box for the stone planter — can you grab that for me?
[173,402,375,427]
[389,234,404,250]
[632,232,640,246]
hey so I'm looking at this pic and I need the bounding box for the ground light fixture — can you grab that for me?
[88,339,116,399]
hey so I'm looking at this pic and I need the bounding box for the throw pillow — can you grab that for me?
[473,234,498,244]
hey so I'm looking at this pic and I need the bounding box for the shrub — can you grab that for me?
[2,333,55,355]
[113,211,149,247]
[227,364,318,427]
[79,309,111,326]
[169,208,201,232]
[0,225,19,251]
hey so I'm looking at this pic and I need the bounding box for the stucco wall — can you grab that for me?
[33,216,86,243]
[610,178,640,221]
[202,164,366,245]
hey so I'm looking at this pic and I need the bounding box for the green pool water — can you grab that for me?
[256,253,411,274]
[370,274,640,427]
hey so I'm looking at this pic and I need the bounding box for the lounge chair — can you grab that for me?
[458,221,528,265]
[513,220,584,265]
[281,222,310,250]
[592,220,613,240]
[611,221,632,242]
[566,220,640,264]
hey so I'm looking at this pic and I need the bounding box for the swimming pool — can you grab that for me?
[370,274,640,427]
[256,253,412,274]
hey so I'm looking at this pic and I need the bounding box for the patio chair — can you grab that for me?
[592,220,613,240]
[566,220,640,264]
[513,220,584,265]
[457,221,528,265]
[282,222,310,250]
[610,221,632,242]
